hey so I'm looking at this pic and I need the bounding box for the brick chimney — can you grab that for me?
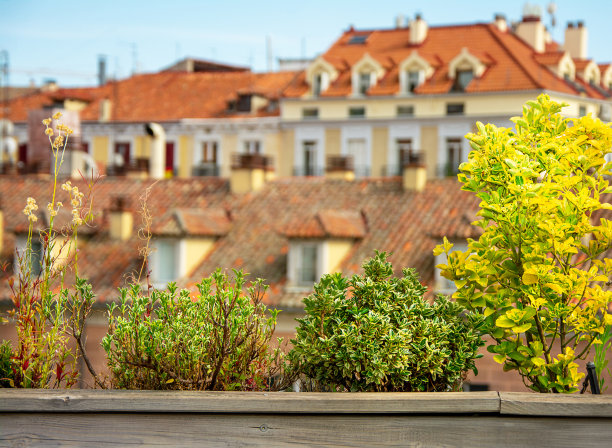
[402,152,426,192]
[230,153,272,194]
[564,21,588,59]
[109,196,133,241]
[515,14,546,53]
[325,155,355,181]
[409,14,428,45]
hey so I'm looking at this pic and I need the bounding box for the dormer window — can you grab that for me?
[452,70,474,92]
[351,53,384,96]
[406,70,423,93]
[358,72,373,95]
[448,48,486,94]
[306,57,338,97]
[398,52,433,95]
[236,94,251,112]
[313,72,329,97]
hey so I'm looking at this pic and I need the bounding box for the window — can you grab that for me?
[397,105,415,117]
[347,138,369,177]
[349,107,366,118]
[243,140,261,154]
[446,103,464,116]
[202,141,217,163]
[348,34,369,45]
[444,138,463,176]
[396,139,420,170]
[114,142,130,167]
[236,94,252,112]
[289,242,320,287]
[15,238,43,277]
[434,240,468,294]
[302,108,319,119]
[152,239,178,286]
[357,72,371,95]
[302,141,319,176]
[193,141,218,176]
[579,105,587,117]
[406,70,422,93]
[452,70,474,92]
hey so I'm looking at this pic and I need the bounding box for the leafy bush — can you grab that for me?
[289,252,484,392]
[436,94,612,393]
[0,340,14,387]
[102,269,284,390]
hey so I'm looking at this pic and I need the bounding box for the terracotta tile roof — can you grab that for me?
[6,70,300,123]
[1,175,610,309]
[284,22,606,98]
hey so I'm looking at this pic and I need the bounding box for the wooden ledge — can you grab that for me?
[1,390,611,417]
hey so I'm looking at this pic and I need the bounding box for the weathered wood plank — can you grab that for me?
[0,390,501,414]
[500,392,612,417]
[2,413,611,448]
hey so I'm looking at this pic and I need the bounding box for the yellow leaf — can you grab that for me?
[493,354,506,364]
[166,378,175,384]
[523,272,539,285]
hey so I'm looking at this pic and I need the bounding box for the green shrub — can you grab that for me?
[289,252,484,392]
[0,340,14,387]
[102,269,284,390]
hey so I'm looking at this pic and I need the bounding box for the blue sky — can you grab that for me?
[1,0,610,87]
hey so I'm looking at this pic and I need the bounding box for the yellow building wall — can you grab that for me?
[109,212,134,241]
[372,127,388,178]
[177,135,193,178]
[221,134,238,178]
[325,128,341,156]
[133,136,151,159]
[281,92,569,120]
[264,133,281,173]
[326,239,353,273]
[184,237,215,276]
[91,136,109,166]
[279,129,294,177]
[420,125,439,179]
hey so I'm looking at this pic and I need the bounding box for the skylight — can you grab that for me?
[348,34,369,45]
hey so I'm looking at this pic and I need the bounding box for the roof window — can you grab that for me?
[348,34,369,45]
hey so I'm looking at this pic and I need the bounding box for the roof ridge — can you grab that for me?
[484,23,545,90]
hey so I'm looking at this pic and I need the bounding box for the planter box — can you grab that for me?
[1,390,611,447]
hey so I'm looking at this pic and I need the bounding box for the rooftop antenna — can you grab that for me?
[266,35,273,72]
[547,2,557,30]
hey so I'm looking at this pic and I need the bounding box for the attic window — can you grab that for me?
[358,72,372,95]
[405,70,424,93]
[348,34,369,44]
[349,107,366,118]
[452,70,474,92]
[236,94,251,112]
[313,72,330,96]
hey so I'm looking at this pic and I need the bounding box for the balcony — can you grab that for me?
[326,155,353,173]
[192,162,220,177]
[231,153,273,171]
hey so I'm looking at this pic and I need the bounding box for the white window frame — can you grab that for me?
[434,240,469,295]
[287,240,324,290]
[14,235,44,277]
[151,238,185,288]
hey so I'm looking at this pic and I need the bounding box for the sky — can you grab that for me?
[1,0,611,88]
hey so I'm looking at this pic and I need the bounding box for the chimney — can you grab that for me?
[98,55,107,86]
[515,14,546,52]
[145,122,166,180]
[402,153,426,192]
[99,99,111,122]
[109,196,133,241]
[564,21,588,59]
[325,155,355,181]
[395,14,405,29]
[230,153,271,194]
[494,14,508,32]
[409,14,428,45]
